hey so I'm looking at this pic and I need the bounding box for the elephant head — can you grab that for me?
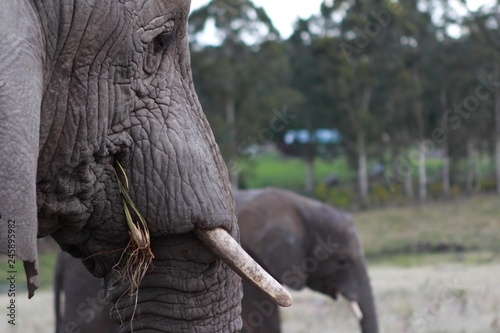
[0,1,289,332]
[236,187,378,333]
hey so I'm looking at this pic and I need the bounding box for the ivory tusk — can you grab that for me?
[194,227,293,307]
[350,301,364,321]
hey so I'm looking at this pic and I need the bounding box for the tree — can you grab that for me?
[466,6,500,194]
[189,0,280,187]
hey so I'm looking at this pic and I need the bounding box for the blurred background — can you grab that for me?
[2,0,500,332]
[186,2,500,330]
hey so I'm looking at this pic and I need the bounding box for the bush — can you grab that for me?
[428,181,443,199]
[480,178,497,192]
[369,184,391,206]
[449,185,461,198]
[315,184,356,208]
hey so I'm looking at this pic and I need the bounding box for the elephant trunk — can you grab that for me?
[107,233,243,332]
[354,264,379,333]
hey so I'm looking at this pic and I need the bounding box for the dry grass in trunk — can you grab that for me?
[113,161,154,327]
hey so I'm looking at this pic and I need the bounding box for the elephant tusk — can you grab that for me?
[350,301,364,321]
[194,227,293,307]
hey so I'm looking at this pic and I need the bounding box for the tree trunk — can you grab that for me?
[475,147,483,193]
[442,151,450,196]
[303,114,316,195]
[466,140,475,195]
[225,98,238,188]
[440,88,450,197]
[413,69,427,203]
[304,154,315,195]
[357,132,369,208]
[495,63,500,194]
[404,151,414,200]
[404,175,414,199]
[418,141,427,203]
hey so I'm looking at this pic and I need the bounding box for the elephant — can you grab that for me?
[0,1,289,332]
[52,187,377,332]
[236,188,379,333]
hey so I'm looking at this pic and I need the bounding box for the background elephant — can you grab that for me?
[236,188,379,333]
[54,251,118,333]
[0,1,287,332]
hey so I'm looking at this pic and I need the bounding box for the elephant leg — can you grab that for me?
[55,252,119,333]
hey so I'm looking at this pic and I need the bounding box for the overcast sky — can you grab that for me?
[190,0,496,40]
[190,0,333,39]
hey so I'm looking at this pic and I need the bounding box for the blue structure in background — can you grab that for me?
[284,129,341,145]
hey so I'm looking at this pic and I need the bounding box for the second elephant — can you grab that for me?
[236,188,378,333]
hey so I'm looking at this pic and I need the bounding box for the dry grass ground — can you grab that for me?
[1,259,499,332]
[282,259,500,333]
[0,290,54,333]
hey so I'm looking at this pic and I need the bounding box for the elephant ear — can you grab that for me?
[0,3,45,298]
[299,198,354,243]
[250,226,308,290]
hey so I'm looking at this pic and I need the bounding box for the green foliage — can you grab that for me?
[190,0,500,199]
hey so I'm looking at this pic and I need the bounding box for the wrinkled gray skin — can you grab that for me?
[236,188,378,333]
[0,0,242,332]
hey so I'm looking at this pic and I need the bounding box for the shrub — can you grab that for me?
[369,184,391,206]
[480,178,497,192]
[428,181,443,199]
[315,184,356,208]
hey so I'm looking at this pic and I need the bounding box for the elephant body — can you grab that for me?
[54,187,378,332]
[0,1,290,331]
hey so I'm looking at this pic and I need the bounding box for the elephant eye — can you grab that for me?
[337,258,349,267]
[153,31,175,53]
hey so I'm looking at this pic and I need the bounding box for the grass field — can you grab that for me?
[240,152,455,192]
[241,152,356,190]
[355,195,500,258]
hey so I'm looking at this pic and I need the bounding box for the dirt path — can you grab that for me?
[1,262,499,332]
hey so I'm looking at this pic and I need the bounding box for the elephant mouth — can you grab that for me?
[194,227,293,307]
[326,284,363,322]
[339,291,364,321]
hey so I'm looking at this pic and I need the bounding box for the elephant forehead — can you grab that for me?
[128,0,191,27]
